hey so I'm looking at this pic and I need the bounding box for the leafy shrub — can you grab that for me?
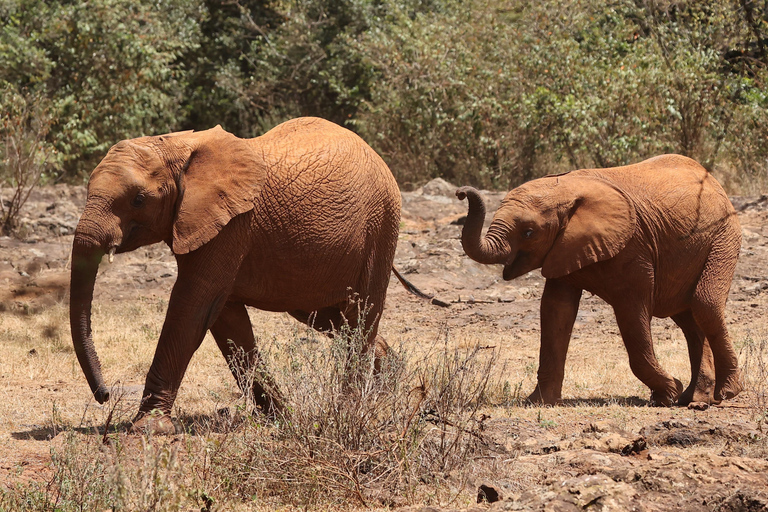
[0,0,201,178]
[353,0,768,190]
[2,0,768,191]
[0,85,56,234]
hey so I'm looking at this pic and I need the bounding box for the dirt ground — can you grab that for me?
[1,179,767,510]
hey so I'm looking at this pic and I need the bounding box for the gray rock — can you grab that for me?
[420,178,458,197]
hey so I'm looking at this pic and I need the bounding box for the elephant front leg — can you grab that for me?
[528,279,582,405]
[210,301,284,416]
[130,308,211,435]
[131,254,248,434]
[130,339,203,434]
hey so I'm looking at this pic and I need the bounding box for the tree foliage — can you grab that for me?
[1,0,767,192]
[1,0,200,176]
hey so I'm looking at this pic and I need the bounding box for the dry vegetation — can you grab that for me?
[0,182,767,510]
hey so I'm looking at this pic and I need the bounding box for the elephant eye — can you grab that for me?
[523,228,534,239]
[131,192,146,208]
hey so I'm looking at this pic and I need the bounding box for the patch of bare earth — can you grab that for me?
[0,181,767,510]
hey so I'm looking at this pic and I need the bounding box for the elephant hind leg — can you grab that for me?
[289,299,389,374]
[210,301,284,415]
[690,245,742,402]
[672,310,716,405]
[614,305,682,406]
[690,295,741,401]
[342,295,390,373]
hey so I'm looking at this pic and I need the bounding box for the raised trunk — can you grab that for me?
[455,186,512,264]
[70,239,110,403]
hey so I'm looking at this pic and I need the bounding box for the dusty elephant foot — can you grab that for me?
[251,380,287,419]
[254,395,289,422]
[679,353,717,406]
[650,378,683,407]
[129,411,177,435]
[677,387,716,407]
[526,384,560,406]
[374,336,389,360]
[677,380,716,406]
[687,401,710,411]
[715,371,743,401]
[372,335,393,375]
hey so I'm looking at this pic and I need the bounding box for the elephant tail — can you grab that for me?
[391,267,451,308]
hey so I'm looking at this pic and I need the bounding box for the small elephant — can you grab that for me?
[456,154,742,406]
[71,117,402,433]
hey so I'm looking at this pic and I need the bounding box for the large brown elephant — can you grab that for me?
[456,155,742,407]
[71,117,401,433]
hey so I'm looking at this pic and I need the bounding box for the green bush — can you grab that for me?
[353,0,768,189]
[0,85,56,233]
[0,0,201,178]
[1,0,767,191]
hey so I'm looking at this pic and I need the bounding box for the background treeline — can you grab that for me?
[2,0,768,193]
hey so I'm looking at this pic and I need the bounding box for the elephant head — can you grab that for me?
[456,174,637,280]
[70,126,264,404]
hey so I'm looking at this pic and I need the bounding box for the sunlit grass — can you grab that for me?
[0,283,766,510]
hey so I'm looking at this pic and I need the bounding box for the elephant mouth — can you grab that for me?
[502,252,531,281]
[114,223,144,254]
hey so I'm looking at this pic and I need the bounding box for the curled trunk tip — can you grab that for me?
[455,186,479,203]
[456,186,511,264]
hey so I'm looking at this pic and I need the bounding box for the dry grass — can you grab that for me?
[0,291,766,511]
[0,302,497,510]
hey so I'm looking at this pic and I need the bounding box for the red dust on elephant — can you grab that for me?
[70,117,401,434]
[456,155,742,407]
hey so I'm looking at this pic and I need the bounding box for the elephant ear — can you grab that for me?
[541,176,636,279]
[172,126,264,254]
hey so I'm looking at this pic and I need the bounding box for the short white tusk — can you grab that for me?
[108,247,116,263]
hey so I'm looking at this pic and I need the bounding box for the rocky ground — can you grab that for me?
[1,180,767,510]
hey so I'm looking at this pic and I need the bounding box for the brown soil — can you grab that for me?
[1,180,767,510]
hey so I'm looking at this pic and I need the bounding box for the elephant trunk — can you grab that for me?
[455,186,513,264]
[70,236,110,403]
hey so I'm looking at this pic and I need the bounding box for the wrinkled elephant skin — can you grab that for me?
[457,155,742,407]
[70,118,401,432]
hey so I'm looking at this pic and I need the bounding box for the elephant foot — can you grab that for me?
[650,378,683,407]
[679,350,717,406]
[251,379,287,419]
[715,371,743,402]
[373,336,390,374]
[129,411,177,435]
[678,387,716,407]
[687,401,710,411]
[253,393,288,422]
[526,384,561,406]
[677,380,716,406]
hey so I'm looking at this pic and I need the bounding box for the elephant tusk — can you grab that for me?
[108,247,116,263]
